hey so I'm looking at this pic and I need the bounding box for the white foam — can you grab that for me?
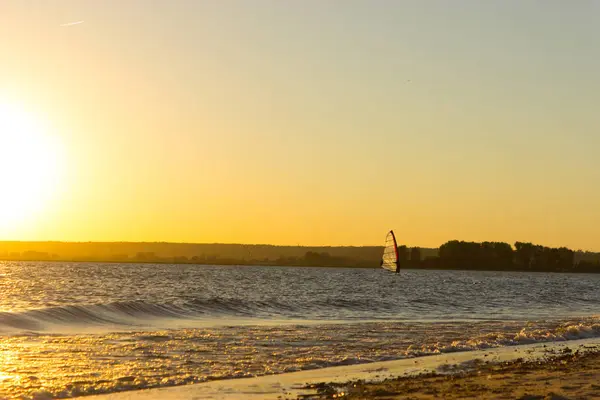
[84,338,600,400]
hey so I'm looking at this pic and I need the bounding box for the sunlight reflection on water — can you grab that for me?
[0,262,599,398]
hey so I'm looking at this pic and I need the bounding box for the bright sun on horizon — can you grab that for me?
[0,102,63,234]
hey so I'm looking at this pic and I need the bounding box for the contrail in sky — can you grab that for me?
[60,20,84,27]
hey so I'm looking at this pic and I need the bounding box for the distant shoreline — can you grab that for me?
[2,257,600,274]
[0,257,375,268]
[1,239,599,273]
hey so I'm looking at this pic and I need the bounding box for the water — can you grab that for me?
[1,261,599,399]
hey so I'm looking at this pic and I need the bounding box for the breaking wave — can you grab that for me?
[0,301,188,331]
[0,296,446,332]
[0,297,395,332]
[410,318,600,356]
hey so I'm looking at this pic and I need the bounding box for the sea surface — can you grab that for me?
[0,261,599,399]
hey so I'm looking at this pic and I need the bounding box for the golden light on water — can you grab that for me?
[0,102,64,235]
[0,347,16,383]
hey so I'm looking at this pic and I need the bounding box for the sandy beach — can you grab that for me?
[86,338,600,400]
[318,344,600,399]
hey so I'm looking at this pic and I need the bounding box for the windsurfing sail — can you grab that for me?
[381,230,399,272]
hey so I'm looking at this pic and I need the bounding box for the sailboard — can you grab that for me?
[381,230,399,273]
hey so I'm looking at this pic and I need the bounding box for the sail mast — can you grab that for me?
[381,230,399,272]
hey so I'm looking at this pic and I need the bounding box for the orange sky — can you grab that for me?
[1,1,599,249]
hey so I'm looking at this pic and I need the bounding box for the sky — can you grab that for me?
[0,1,599,249]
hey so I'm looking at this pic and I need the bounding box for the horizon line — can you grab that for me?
[0,239,598,253]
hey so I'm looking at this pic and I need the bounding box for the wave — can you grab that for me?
[2,296,600,344]
[0,301,193,332]
[2,311,600,399]
[407,319,600,356]
[0,297,376,332]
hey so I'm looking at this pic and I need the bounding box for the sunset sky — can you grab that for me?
[1,1,599,249]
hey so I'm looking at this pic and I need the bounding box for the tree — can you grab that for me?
[410,247,421,264]
[514,242,535,269]
[439,240,514,270]
[397,245,409,263]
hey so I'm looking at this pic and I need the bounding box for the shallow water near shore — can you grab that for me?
[1,261,600,398]
[84,338,600,400]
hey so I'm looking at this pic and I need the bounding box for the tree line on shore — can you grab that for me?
[1,241,599,273]
[419,240,600,273]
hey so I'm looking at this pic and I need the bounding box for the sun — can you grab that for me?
[0,102,63,234]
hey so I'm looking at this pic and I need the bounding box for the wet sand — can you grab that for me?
[312,345,600,399]
[87,339,600,400]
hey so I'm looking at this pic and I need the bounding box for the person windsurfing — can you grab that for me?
[381,230,400,274]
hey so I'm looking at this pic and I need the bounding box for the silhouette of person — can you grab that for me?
[395,260,400,274]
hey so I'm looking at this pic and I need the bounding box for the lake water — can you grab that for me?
[1,261,599,398]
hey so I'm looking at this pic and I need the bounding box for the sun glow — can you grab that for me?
[0,102,63,234]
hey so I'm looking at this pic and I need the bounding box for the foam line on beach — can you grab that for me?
[86,338,600,400]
